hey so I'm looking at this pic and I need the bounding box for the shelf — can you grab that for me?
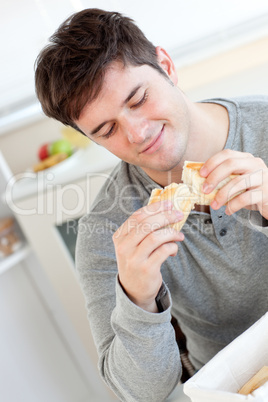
[7,142,120,202]
[0,244,31,276]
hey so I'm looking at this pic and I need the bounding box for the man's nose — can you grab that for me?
[123,115,149,144]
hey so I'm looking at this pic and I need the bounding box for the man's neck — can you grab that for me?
[187,101,229,164]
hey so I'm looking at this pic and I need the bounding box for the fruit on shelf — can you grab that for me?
[50,139,73,157]
[37,139,73,161]
[38,143,50,160]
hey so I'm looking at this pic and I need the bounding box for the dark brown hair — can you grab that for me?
[35,8,165,133]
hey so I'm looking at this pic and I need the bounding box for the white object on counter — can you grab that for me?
[3,142,120,202]
[184,312,268,402]
[167,384,191,401]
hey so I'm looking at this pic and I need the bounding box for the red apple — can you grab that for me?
[38,143,50,161]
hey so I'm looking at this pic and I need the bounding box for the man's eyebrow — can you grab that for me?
[90,84,142,135]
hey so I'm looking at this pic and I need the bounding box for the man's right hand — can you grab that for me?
[112,200,184,313]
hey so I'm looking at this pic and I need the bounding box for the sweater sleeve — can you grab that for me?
[75,217,182,402]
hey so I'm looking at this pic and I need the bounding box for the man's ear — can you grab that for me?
[155,46,178,85]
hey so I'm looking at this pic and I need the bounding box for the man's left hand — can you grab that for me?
[199,149,268,220]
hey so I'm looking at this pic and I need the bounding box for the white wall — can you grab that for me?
[2,0,268,109]
[1,0,268,135]
[178,37,268,100]
[187,62,268,101]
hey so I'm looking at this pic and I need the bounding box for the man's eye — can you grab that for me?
[103,123,115,139]
[131,90,148,109]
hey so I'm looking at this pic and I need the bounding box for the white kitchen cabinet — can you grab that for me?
[0,145,120,401]
[0,151,30,275]
[0,255,103,402]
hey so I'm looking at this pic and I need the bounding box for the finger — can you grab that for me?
[115,200,173,238]
[138,227,184,260]
[125,209,184,246]
[148,241,179,266]
[200,149,253,178]
[225,188,265,215]
[113,208,184,248]
[244,205,259,211]
[202,157,261,195]
[211,170,264,209]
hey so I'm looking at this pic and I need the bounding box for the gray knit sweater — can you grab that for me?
[76,96,268,401]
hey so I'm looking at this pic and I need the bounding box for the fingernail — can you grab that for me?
[200,167,208,177]
[211,200,218,209]
[179,232,185,241]
[202,183,213,193]
[174,232,184,241]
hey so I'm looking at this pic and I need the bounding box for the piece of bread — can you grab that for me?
[182,161,237,205]
[238,366,268,395]
[148,161,239,231]
[148,183,198,232]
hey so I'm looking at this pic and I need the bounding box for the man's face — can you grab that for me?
[75,58,191,176]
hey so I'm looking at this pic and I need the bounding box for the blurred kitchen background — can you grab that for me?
[0,1,268,401]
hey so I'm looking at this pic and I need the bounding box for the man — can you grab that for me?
[35,8,268,401]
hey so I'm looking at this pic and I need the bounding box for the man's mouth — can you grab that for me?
[140,125,165,154]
